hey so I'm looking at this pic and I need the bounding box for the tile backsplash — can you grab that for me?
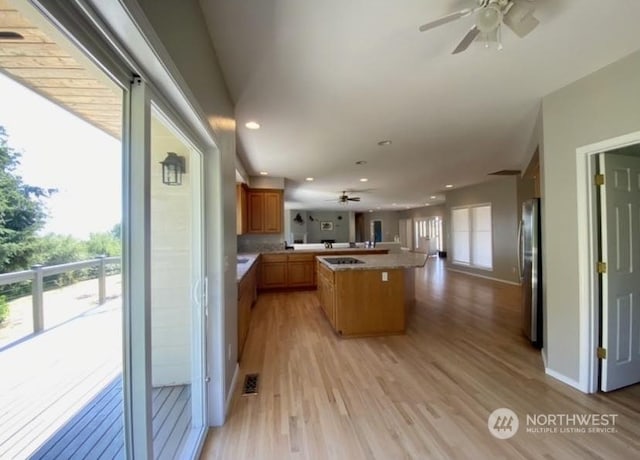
[238,234,284,253]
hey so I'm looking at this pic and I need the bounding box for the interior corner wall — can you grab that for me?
[541,49,640,384]
[134,0,237,425]
[362,211,400,242]
[444,177,519,284]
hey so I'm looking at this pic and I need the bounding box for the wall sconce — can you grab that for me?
[160,152,186,186]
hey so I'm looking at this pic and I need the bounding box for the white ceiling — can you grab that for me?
[200,0,640,211]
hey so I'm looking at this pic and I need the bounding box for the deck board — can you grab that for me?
[0,298,192,459]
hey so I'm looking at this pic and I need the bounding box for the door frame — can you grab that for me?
[576,130,640,393]
[371,219,383,242]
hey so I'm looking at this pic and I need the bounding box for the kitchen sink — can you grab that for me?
[237,258,249,264]
[324,257,365,265]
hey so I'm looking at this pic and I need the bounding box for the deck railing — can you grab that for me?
[0,255,120,333]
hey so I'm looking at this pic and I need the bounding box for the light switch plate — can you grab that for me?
[382,272,388,282]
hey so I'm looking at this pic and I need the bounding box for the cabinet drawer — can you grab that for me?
[261,253,287,263]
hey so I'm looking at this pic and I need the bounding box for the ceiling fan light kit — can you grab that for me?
[419,0,539,54]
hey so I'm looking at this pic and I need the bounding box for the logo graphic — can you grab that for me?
[488,408,519,439]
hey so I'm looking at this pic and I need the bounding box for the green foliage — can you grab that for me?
[0,295,8,325]
[0,126,54,273]
[86,231,121,257]
[32,233,88,266]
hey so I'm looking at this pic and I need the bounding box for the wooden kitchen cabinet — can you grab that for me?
[238,261,257,359]
[259,253,287,289]
[247,189,283,234]
[317,261,336,327]
[236,183,248,235]
[286,253,315,287]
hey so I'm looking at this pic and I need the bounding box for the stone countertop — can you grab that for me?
[316,252,427,271]
[237,253,260,282]
[259,247,388,255]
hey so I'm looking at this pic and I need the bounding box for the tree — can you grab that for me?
[86,231,121,257]
[0,126,54,273]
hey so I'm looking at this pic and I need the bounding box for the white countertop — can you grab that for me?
[236,253,260,282]
[316,252,427,271]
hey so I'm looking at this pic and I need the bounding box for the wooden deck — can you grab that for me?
[0,297,192,459]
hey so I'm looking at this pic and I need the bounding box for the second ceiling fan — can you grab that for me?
[419,0,540,54]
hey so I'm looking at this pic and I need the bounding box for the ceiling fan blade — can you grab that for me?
[419,7,477,32]
[503,0,539,38]
[452,25,480,54]
[348,197,361,201]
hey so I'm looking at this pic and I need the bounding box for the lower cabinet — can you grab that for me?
[259,254,287,289]
[238,262,257,360]
[259,253,315,289]
[316,261,336,327]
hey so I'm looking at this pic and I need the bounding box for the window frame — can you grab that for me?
[451,203,493,271]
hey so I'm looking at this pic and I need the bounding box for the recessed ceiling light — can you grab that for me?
[305,177,314,181]
[377,140,392,146]
[259,171,268,176]
[425,203,431,206]
[355,160,367,165]
[392,202,397,206]
[430,195,437,199]
[368,209,373,213]
[445,184,453,188]
[245,121,260,130]
[359,178,368,182]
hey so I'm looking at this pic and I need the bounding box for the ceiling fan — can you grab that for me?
[337,191,361,204]
[419,0,539,54]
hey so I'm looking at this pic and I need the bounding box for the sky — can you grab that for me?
[0,72,122,239]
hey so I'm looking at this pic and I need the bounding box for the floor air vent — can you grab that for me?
[242,373,259,395]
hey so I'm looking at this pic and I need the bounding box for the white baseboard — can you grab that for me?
[545,367,583,391]
[224,363,240,419]
[446,267,521,286]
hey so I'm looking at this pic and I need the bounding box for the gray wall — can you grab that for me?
[399,205,445,220]
[305,211,350,243]
[136,0,237,424]
[445,177,519,284]
[362,211,400,242]
[541,50,640,383]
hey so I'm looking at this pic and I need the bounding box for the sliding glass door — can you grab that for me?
[148,108,206,459]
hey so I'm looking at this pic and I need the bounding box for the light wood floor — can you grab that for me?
[202,259,640,459]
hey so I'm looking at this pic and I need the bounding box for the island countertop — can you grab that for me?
[316,252,427,271]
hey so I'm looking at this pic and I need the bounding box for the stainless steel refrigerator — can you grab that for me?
[519,198,543,348]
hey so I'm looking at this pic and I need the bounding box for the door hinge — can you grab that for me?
[597,347,607,359]
[597,261,607,274]
[595,174,605,186]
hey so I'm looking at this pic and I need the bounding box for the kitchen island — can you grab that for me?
[316,252,427,337]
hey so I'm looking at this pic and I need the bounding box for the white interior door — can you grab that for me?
[600,152,640,391]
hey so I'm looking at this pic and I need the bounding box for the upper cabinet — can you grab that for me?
[247,189,283,234]
[236,183,248,235]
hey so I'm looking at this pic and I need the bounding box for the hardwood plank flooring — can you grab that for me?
[202,258,640,459]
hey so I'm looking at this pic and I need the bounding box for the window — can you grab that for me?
[451,204,492,269]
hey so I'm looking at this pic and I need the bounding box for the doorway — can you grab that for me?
[596,147,640,391]
[371,220,382,243]
[577,131,640,393]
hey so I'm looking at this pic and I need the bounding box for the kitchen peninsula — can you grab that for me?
[316,252,427,337]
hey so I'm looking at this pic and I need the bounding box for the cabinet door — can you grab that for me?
[287,261,314,287]
[260,262,287,288]
[247,191,265,233]
[263,191,282,233]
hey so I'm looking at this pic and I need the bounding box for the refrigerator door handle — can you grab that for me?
[517,220,523,280]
